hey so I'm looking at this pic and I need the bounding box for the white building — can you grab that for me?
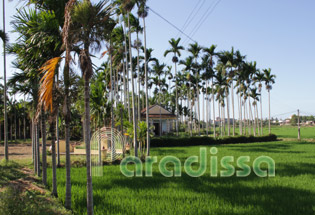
[141,105,176,136]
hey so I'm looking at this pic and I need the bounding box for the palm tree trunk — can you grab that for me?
[208,90,212,137]
[231,82,235,136]
[218,102,222,137]
[41,110,47,186]
[205,82,208,136]
[253,103,256,136]
[260,94,263,135]
[123,21,131,122]
[36,123,41,176]
[197,82,200,136]
[189,83,192,137]
[256,103,260,136]
[268,90,271,134]
[136,33,141,124]
[109,40,116,162]
[63,63,71,210]
[56,111,60,167]
[84,74,93,215]
[24,96,26,141]
[50,114,58,197]
[3,0,8,161]
[238,94,242,135]
[32,119,36,172]
[223,104,226,135]
[128,13,138,157]
[159,91,162,137]
[226,93,230,136]
[143,17,150,156]
[14,111,17,144]
[212,79,216,137]
[175,60,179,136]
[0,121,2,144]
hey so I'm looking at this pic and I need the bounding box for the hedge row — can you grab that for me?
[150,134,277,148]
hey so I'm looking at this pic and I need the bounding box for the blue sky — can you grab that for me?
[1,0,315,119]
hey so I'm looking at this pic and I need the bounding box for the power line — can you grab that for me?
[149,8,197,44]
[182,0,222,47]
[271,110,296,118]
[175,0,202,38]
[189,0,222,40]
[176,0,206,39]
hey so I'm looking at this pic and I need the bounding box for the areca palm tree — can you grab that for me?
[117,0,139,156]
[137,0,150,155]
[203,45,217,137]
[188,42,202,135]
[180,56,194,136]
[152,60,166,136]
[164,37,184,136]
[71,1,114,213]
[2,0,9,161]
[253,71,264,135]
[263,68,276,135]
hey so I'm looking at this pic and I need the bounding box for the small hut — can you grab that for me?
[141,105,176,136]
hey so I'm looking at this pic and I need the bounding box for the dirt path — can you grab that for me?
[0,144,33,160]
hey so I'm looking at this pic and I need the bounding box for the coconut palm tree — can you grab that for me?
[263,68,276,135]
[164,37,184,136]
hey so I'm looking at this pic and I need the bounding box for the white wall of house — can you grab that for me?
[151,119,174,135]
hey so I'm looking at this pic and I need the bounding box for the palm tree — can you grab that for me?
[71,1,114,213]
[129,14,143,124]
[152,60,166,136]
[164,38,184,136]
[118,0,138,156]
[254,71,265,135]
[180,57,193,136]
[188,42,202,135]
[234,50,246,135]
[249,88,260,136]
[263,68,276,135]
[202,45,217,137]
[37,57,62,195]
[137,0,150,155]
[2,0,8,161]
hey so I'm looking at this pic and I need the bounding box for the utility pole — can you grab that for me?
[297,109,300,141]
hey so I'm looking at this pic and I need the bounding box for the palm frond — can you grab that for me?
[37,57,62,115]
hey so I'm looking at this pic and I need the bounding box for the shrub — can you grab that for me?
[150,134,277,147]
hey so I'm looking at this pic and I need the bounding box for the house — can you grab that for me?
[141,105,176,136]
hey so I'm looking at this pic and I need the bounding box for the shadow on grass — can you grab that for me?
[227,142,305,154]
[102,161,315,214]
[0,162,25,186]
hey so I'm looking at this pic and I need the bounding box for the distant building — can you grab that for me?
[305,121,314,125]
[141,105,176,136]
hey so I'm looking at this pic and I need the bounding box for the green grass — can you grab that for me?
[48,140,315,215]
[264,126,315,139]
[0,161,71,215]
[178,125,315,139]
[0,138,32,145]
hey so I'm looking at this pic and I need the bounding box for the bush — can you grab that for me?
[150,134,277,147]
